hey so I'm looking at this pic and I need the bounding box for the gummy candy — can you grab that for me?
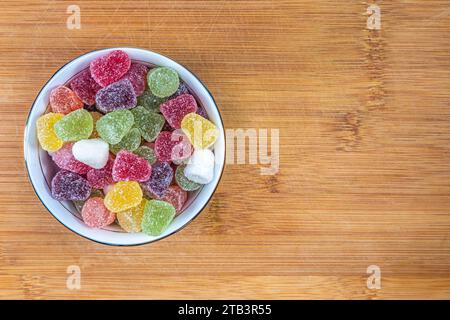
[54,109,93,142]
[95,79,137,113]
[90,50,131,87]
[81,197,116,228]
[103,183,114,195]
[148,67,180,98]
[141,200,176,236]
[51,170,91,201]
[120,63,148,96]
[73,189,103,212]
[116,199,147,233]
[72,138,109,169]
[110,128,141,154]
[49,86,84,115]
[36,113,64,152]
[162,185,187,215]
[133,146,156,165]
[169,81,189,99]
[104,181,143,212]
[196,104,209,119]
[112,150,152,182]
[96,109,134,144]
[52,143,92,174]
[175,165,201,191]
[160,94,198,129]
[140,162,173,199]
[89,111,102,138]
[181,113,219,149]
[136,88,166,113]
[86,156,114,189]
[69,69,102,106]
[154,130,192,162]
[131,106,165,142]
[184,149,215,184]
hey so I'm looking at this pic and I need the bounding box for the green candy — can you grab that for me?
[148,67,179,98]
[110,128,141,154]
[137,88,167,113]
[131,106,165,142]
[175,165,202,191]
[133,146,156,165]
[54,109,93,141]
[141,200,176,236]
[96,109,134,145]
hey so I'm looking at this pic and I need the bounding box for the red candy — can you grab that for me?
[160,94,198,129]
[112,150,152,182]
[81,197,116,228]
[69,69,102,106]
[162,185,187,215]
[154,130,192,162]
[49,86,84,114]
[90,50,131,87]
[52,143,92,174]
[120,63,148,96]
[86,156,115,189]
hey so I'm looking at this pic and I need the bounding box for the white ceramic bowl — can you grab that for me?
[24,48,225,246]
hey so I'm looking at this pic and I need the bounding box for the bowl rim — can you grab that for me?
[23,47,226,246]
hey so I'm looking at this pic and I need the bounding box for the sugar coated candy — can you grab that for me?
[36,113,64,152]
[90,50,131,87]
[52,143,92,174]
[162,185,187,215]
[169,81,189,99]
[69,69,102,106]
[116,199,147,233]
[96,109,134,144]
[81,197,115,228]
[133,145,156,165]
[160,94,198,129]
[184,149,215,184]
[181,112,219,149]
[154,130,192,163]
[73,189,103,213]
[140,162,173,199]
[54,109,93,142]
[141,200,176,236]
[112,150,152,182]
[50,86,84,115]
[148,67,179,98]
[120,63,148,96]
[137,88,166,113]
[103,183,114,195]
[51,170,91,201]
[110,128,141,154]
[175,164,201,191]
[72,138,109,169]
[87,156,114,189]
[196,104,209,119]
[104,181,143,212]
[95,79,137,113]
[131,106,165,142]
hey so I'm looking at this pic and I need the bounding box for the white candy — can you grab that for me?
[72,138,109,169]
[184,149,215,184]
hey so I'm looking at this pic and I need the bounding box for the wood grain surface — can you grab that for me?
[1,0,450,299]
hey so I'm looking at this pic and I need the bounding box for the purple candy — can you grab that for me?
[51,170,91,201]
[140,162,173,199]
[169,82,189,99]
[95,79,137,113]
[196,104,209,119]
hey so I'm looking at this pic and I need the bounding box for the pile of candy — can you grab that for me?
[37,50,219,236]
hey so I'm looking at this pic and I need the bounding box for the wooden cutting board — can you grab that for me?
[0,0,449,299]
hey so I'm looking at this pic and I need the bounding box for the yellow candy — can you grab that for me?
[116,199,147,232]
[36,112,64,152]
[90,112,102,138]
[181,113,219,149]
[104,181,143,213]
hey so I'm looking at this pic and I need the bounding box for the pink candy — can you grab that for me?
[112,150,152,182]
[154,130,192,162]
[120,63,148,96]
[52,143,92,174]
[162,185,187,215]
[160,94,198,129]
[49,86,84,115]
[69,69,102,106]
[90,50,131,87]
[81,197,116,228]
[86,156,115,189]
